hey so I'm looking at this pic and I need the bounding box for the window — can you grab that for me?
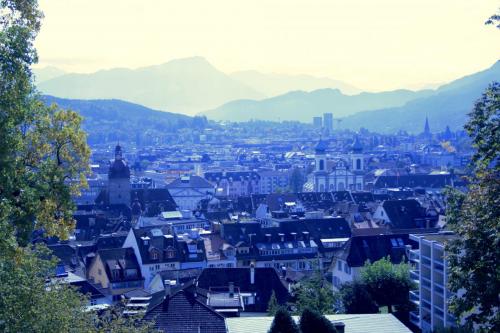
[319,160,324,171]
[98,268,102,276]
[90,298,97,306]
[356,159,361,170]
[333,276,340,287]
[150,249,159,260]
[344,264,351,275]
[337,261,342,271]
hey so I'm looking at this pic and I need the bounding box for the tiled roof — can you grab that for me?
[197,267,290,312]
[144,289,226,333]
[382,199,428,229]
[340,234,415,267]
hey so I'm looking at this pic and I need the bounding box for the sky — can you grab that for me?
[35,0,500,91]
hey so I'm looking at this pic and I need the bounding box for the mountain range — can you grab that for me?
[340,60,500,133]
[34,57,361,114]
[203,88,434,122]
[42,96,193,144]
[35,57,499,133]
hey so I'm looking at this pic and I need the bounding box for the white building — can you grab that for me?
[408,233,458,332]
[166,175,215,210]
[313,138,365,192]
[258,169,292,194]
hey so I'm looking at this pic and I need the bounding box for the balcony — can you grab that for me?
[409,290,420,305]
[408,249,420,263]
[409,311,420,326]
[410,270,420,282]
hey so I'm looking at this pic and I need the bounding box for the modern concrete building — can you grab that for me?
[323,112,333,131]
[313,116,323,128]
[408,233,458,332]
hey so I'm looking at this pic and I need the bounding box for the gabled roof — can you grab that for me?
[144,289,226,333]
[167,175,214,189]
[381,199,427,229]
[340,234,415,267]
[197,267,290,312]
[131,227,180,264]
[96,247,142,282]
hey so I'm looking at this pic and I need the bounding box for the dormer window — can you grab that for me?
[166,247,176,259]
[150,248,159,260]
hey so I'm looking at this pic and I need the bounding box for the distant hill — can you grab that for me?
[33,66,66,84]
[340,60,500,133]
[38,57,264,115]
[203,88,434,122]
[230,70,360,96]
[43,96,195,145]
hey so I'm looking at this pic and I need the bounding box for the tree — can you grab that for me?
[359,257,414,313]
[485,9,500,29]
[292,267,334,315]
[0,1,152,331]
[338,281,379,314]
[299,308,338,333]
[268,308,300,333]
[445,82,500,332]
[267,290,281,316]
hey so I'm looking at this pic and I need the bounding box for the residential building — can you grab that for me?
[331,234,414,290]
[408,233,458,332]
[166,175,215,210]
[196,267,290,313]
[143,288,227,333]
[87,247,143,300]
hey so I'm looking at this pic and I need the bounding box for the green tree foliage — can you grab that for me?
[299,308,338,333]
[267,290,281,316]
[359,257,414,313]
[268,308,300,333]
[338,281,379,314]
[1,0,90,246]
[0,1,154,332]
[445,82,500,332]
[292,268,334,315]
[0,244,156,332]
[485,9,500,29]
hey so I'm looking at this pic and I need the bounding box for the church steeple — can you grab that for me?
[115,143,123,161]
[424,116,431,135]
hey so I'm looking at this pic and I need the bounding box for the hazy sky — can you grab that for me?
[35,0,500,91]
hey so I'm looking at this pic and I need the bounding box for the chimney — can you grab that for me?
[250,265,255,285]
[229,282,234,298]
[333,322,345,333]
[278,233,285,242]
[302,231,310,241]
[291,232,297,241]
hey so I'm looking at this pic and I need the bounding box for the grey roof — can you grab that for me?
[167,175,214,189]
[226,314,412,333]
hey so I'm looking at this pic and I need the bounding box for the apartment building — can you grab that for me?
[408,233,458,332]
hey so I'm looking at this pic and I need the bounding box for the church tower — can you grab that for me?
[424,116,431,136]
[350,136,364,172]
[350,136,365,191]
[313,139,329,192]
[108,144,131,205]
